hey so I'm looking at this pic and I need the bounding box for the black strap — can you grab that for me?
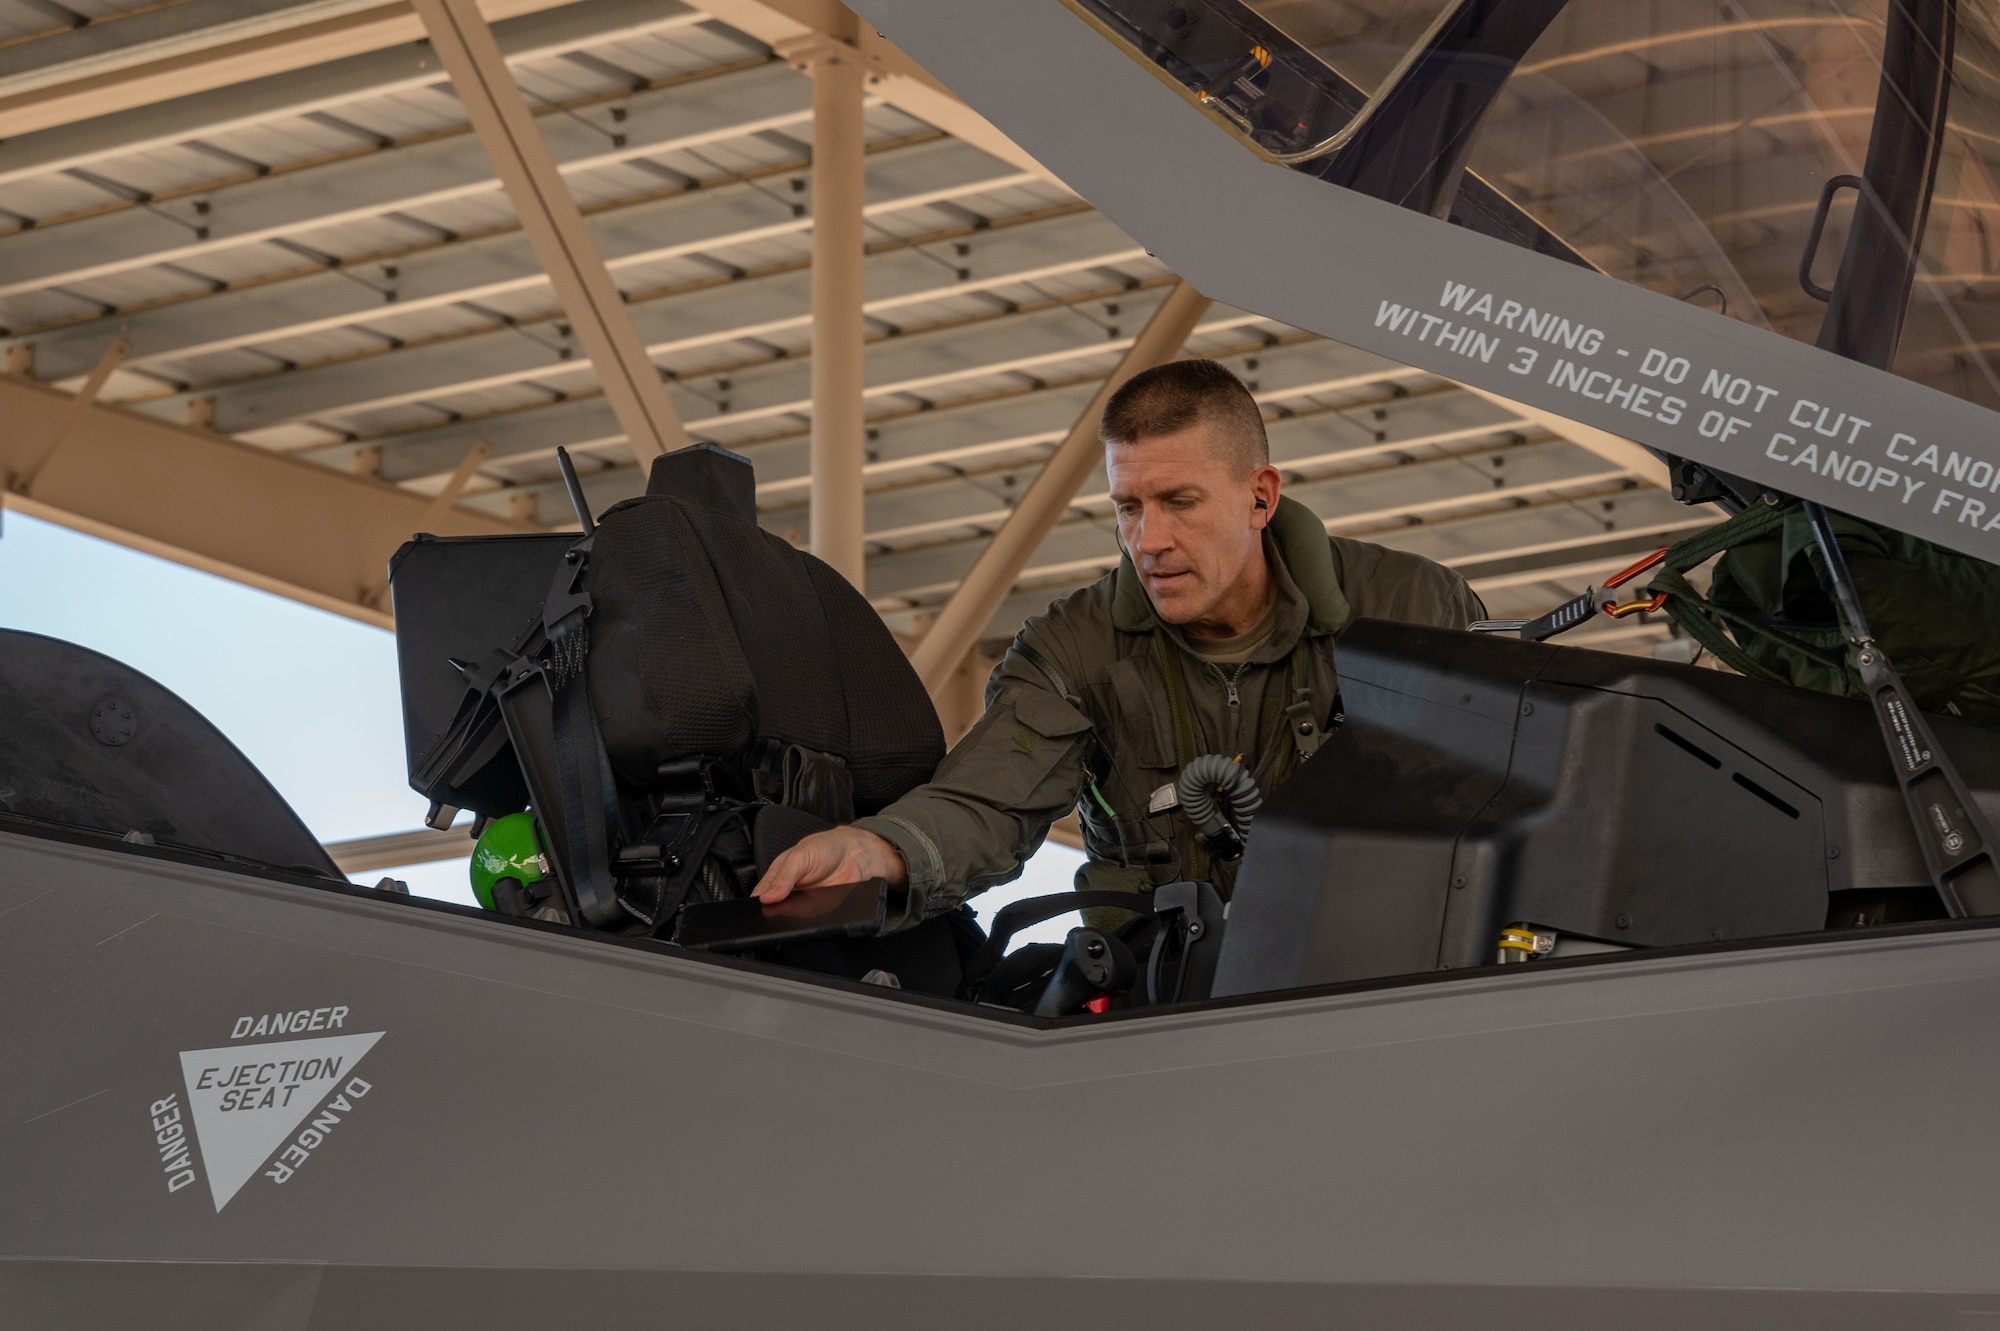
[549,665,622,927]
[542,530,620,928]
[529,524,626,928]
[961,890,1166,992]
[622,804,752,936]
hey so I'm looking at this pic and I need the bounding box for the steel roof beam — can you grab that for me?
[206,298,1272,443]
[0,0,583,141]
[122,203,1128,431]
[0,0,715,190]
[138,267,1203,436]
[371,361,1103,500]
[0,0,400,85]
[31,136,1040,382]
[0,0,404,88]
[323,310,1415,495]
[0,57,815,302]
[0,372,529,626]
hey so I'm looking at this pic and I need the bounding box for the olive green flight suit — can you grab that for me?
[854,496,1486,919]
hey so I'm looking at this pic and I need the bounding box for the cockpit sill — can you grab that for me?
[10,808,1993,1034]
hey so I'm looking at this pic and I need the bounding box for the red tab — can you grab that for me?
[1084,995,1112,1014]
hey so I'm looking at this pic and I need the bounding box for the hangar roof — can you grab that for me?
[0,0,1735,657]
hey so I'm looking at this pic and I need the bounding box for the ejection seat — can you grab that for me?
[389,443,963,989]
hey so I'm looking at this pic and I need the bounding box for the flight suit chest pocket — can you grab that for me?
[1105,655,1179,772]
[1089,656,1184,867]
[947,689,1094,809]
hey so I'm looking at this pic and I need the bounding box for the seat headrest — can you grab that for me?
[645,443,756,524]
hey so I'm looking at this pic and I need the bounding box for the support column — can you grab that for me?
[412,0,689,467]
[786,35,868,589]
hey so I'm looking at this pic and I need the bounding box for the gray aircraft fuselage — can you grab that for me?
[5,825,2000,1329]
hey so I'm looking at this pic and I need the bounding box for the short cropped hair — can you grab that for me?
[1101,358,1269,475]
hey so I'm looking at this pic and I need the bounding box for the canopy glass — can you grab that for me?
[1069,0,2000,412]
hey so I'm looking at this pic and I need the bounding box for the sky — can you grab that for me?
[0,511,1084,941]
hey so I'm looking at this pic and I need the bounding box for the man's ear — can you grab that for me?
[1249,464,1282,529]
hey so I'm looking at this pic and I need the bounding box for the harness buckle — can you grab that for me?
[1285,694,1324,759]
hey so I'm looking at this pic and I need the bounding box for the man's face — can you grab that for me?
[1106,421,1280,629]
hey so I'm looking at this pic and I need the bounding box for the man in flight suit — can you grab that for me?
[753,358,1484,920]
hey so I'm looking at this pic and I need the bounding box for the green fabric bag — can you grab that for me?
[1644,501,2000,725]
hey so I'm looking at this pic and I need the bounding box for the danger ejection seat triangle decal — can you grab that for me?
[178,1031,383,1212]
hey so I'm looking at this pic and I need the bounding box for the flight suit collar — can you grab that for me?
[1111,494,1351,641]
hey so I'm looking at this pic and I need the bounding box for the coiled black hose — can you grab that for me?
[1176,754,1262,848]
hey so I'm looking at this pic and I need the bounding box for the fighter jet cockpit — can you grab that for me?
[9,0,2000,1319]
[371,0,2000,1015]
[375,430,2000,1015]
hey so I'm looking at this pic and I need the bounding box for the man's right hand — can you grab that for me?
[751,825,908,904]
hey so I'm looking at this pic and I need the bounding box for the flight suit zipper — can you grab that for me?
[1209,659,1251,750]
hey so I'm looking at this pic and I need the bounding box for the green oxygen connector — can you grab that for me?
[468,811,551,912]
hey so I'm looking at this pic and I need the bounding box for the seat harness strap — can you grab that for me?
[542,535,623,928]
